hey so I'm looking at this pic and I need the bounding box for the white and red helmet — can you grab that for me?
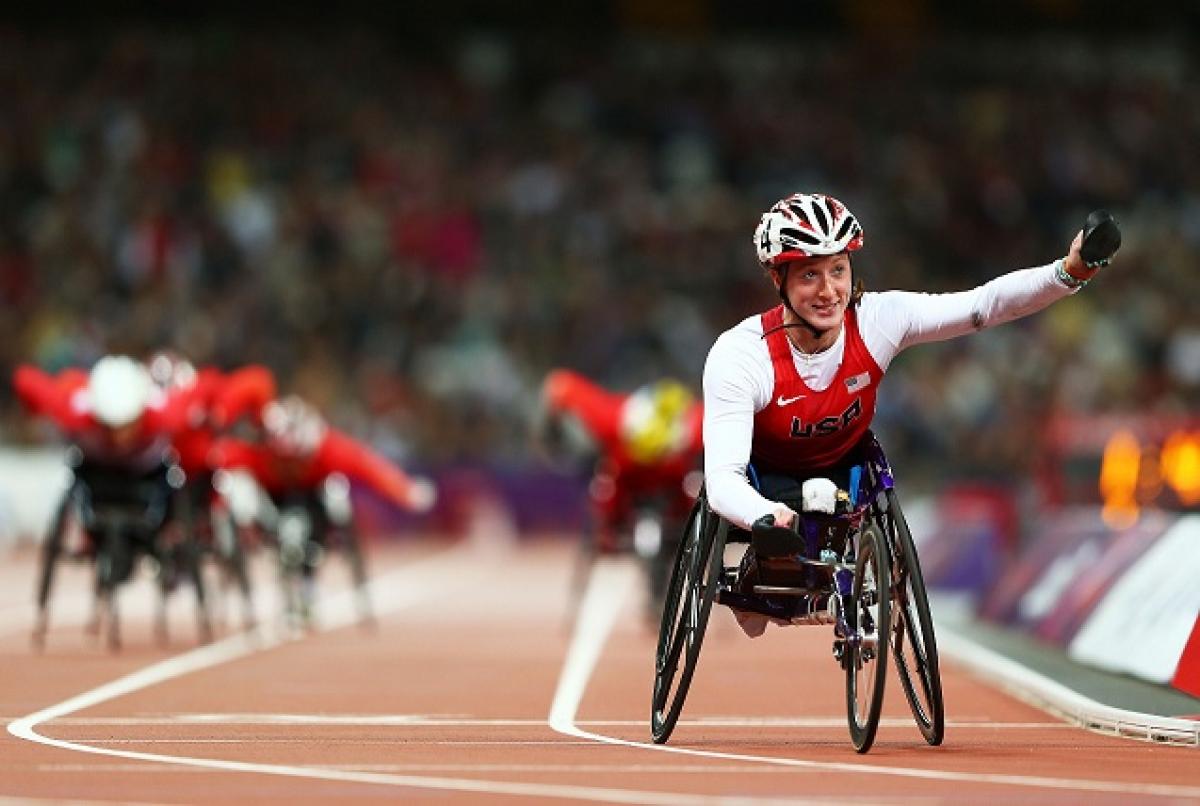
[754,193,864,268]
[147,349,197,392]
[262,396,327,458]
[88,355,153,428]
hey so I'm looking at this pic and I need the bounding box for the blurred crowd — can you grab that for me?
[1,26,1197,494]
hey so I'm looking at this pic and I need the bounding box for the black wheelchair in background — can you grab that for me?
[265,474,372,631]
[32,448,212,651]
[566,492,690,631]
[182,470,257,633]
[651,433,944,753]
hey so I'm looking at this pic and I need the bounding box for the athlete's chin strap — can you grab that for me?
[762,264,828,340]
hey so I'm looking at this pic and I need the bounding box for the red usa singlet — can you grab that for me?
[751,305,883,474]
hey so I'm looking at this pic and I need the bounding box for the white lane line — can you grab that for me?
[0,796,168,806]
[32,762,825,774]
[546,559,1200,800]
[7,549,823,806]
[548,558,637,729]
[52,739,607,746]
[25,715,1068,729]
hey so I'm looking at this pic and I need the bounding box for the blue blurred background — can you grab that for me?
[2,1,1197,535]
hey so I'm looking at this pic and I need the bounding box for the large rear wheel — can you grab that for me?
[650,497,724,744]
[846,523,890,753]
[883,488,945,745]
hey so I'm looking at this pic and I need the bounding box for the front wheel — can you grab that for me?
[883,488,945,745]
[846,523,890,753]
[650,497,724,744]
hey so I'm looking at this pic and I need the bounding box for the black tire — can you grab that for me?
[846,523,890,753]
[212,505,256,627]
[97,526,131,653]
[650,497,724,744]
[882,488,945,745]
[342,525,376,627]
[180,533,213,644]
[33,488,73,648]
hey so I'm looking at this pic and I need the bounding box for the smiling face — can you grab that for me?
[770,252,853,336]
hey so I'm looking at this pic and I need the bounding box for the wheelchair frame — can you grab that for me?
[650,432,945,753]
[33,453,213,651]
[268,482,373,630]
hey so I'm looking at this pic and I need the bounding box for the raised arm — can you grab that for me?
[863,218,1117,365]
[13,365,91,433]
[541,369,624,449]
[320,430,436,513]
[211,365,278,428]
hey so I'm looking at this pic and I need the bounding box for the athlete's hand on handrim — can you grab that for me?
[1063,209,1122,285]
[765,504,798,529]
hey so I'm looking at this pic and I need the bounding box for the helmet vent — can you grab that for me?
[781,226,822,246]
[810,200,830,234]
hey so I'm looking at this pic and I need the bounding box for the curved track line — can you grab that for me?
[546,560,1200,800]
[7,548,823,806]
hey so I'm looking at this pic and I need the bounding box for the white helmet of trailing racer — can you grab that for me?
[263,396,328,458]
[88,355,153,428]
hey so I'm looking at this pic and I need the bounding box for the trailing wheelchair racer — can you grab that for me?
[535,370,705,626]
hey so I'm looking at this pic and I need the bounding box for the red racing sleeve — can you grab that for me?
[211,365,277,428]
[319,430,426,511]
[13,365,91,432]
[542,369,624,452]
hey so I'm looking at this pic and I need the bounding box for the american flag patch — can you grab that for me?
[845,372,871,392]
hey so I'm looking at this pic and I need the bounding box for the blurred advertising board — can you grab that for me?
[1041,414,1200,526]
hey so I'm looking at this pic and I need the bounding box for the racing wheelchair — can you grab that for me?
[33,449,212,651]
[181,470,257,632]
[263,474,373,630]
[650,432,944,753]
[566,488,692,631]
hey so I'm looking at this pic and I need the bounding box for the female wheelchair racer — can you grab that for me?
[651,194,1121,752]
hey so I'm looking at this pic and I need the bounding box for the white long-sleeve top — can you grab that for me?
[702,259,1079,529]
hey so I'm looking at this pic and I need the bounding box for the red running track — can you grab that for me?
[2,538,1197,805]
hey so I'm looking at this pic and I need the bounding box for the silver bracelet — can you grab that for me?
[1054,258,1089,289]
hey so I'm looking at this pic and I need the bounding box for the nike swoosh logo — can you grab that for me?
[776,394,806,407]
